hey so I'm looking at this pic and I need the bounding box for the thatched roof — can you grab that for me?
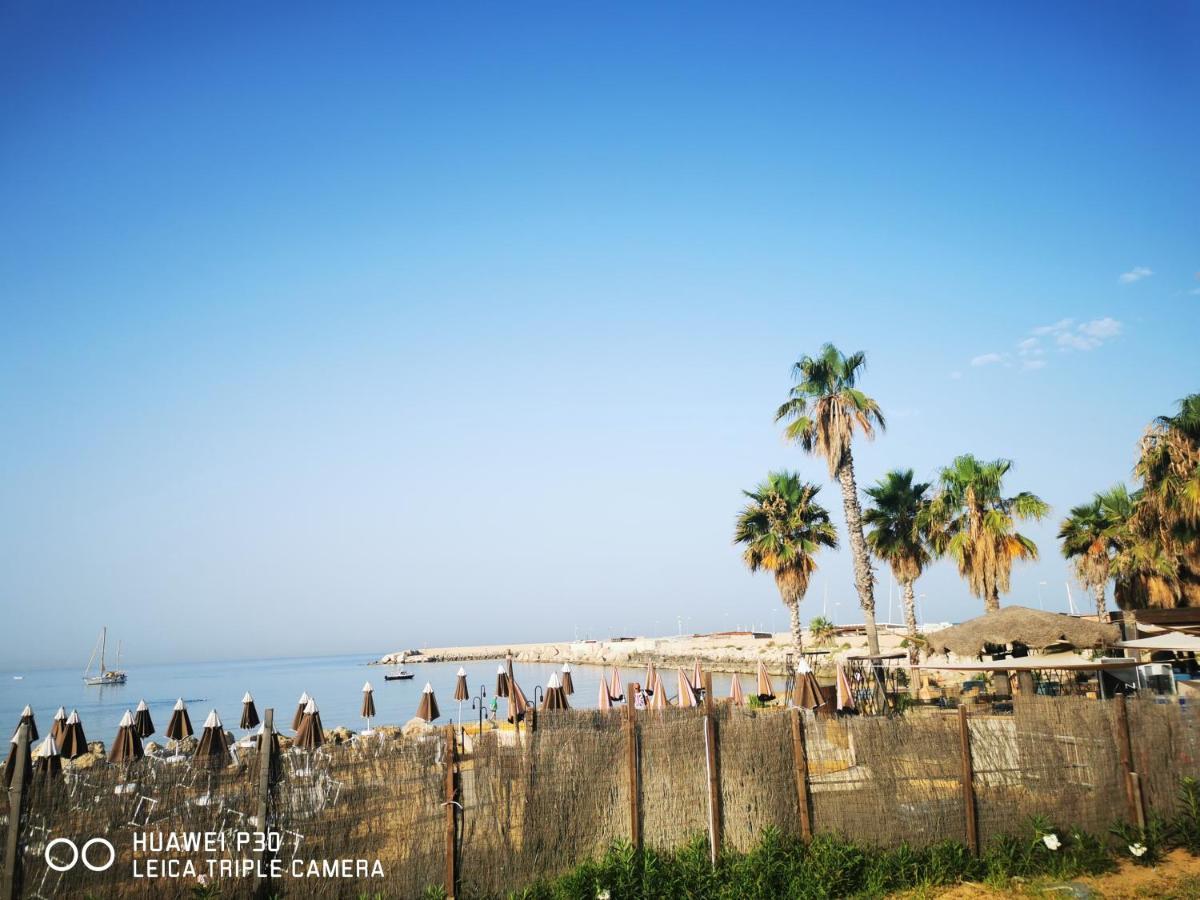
[925,606,1119,658]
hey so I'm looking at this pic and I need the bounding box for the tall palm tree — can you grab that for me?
[775,344,886,655]
[863,469,931,683]
[922,454,1049,613]
[1059,494,1118,619]
[734,472,838,654]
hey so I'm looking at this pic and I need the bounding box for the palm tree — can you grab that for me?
[775,344,886,655]
[734,472,838,654]
[1135,393,1200,606]
[922,454,1049,613]
[863,469,931,684]
[1059,494,1118,619]
[1103,484,1180,634]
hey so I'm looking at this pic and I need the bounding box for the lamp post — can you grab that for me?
[531,685,543,733]
[470,685,487,744]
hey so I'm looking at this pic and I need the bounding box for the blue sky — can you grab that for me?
[1,2,1197,668]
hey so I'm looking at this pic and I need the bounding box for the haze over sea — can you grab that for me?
[0,655,742,740]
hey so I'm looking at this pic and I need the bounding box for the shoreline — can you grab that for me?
[375,628,917,674]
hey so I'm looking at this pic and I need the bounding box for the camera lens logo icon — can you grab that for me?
[44,837,116,872]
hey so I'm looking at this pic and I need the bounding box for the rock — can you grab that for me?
[402,717,436,739]
[144,742,162,755]
[328,727,355,745]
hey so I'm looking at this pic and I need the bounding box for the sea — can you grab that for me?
[1,653,746,742]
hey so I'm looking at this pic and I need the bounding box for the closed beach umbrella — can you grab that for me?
[3,734,32,787]
[133,699,155,739]
[18,705,38,742]
[644,661,657,695]
[835,663,856,712]
[650,672,671,709]
[693,660,703,696]
[361,682,376,718]
[194,710,232,769]
[543,672,570,711]
[560,662,575,695]
[756,660,776,702]
[292,692,310,731]
[609,667,624,702]
[33,735,62,781]
[793,659,824,711]
[506,675,529,723]
[495,665,510,698]
[598,678,613,711]
[454,668,470,702]
[59,711,88,760]
[294,698,325,750]
[677,668,698,708]
[50,707,67,748]
[240,693,260,730]
[730,673,746,707]
[166,699,194,743]
[108,710,144,764]
[416,683,441,722]
[361,682,376,733]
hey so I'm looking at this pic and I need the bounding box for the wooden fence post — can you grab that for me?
[789,708,813,843]
[957,706,979,855]
[254,708,276,896]
[702,671,722,864]
[445,725,459,899]
[625,683,642,851]
[1114,694,1145,827]
[2,722,29,900]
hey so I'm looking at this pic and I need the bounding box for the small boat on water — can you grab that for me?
[384,667,414,681]
[84,627,127,686]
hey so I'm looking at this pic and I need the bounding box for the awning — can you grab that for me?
[1115,630,1200,652]
[917,653,1137,672]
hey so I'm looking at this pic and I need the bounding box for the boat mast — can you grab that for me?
[100,626,107,673]
[84,631,101,679]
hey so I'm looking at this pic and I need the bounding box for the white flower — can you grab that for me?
[1041,833,1061,850]
[197,873,209,885]
[1129,842,1147,857]
[597,891,611,900]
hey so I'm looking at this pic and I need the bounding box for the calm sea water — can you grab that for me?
[0,654,745,742]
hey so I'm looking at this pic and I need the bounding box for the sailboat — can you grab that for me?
[84,627,127,686]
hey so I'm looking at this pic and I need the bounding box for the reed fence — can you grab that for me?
[4,688,1199,899]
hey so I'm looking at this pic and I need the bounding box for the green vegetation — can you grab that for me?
[808,616,836,647]
[733,472,837,654]
[496,818,1115,900]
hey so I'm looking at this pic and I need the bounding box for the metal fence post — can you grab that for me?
[2,722,29,900]
[625,682,642,851]
[702,671,722,864]
[444,724,459,899]
[790,708,813,842]
[957,706,979,855]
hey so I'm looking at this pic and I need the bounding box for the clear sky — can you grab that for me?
[2,2,1198,669]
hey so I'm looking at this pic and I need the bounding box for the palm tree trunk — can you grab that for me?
[1121,607,1138,641]
[902,579,920,698]
[836,456,881,656]
[787,600,804,654]
[1094,584,1107,620]
[985,586,1001,614]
